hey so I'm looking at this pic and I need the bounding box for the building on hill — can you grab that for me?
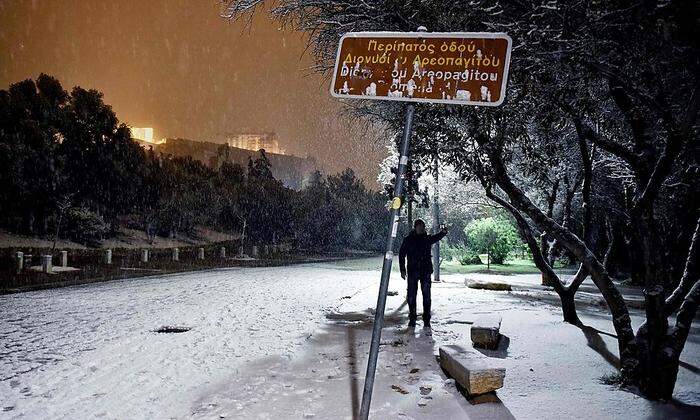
[136,137,317,190]
[130,127,165,145]
[221,132,285,155]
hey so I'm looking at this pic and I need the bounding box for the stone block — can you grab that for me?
[471,315,502,350]
[439,345,505,395]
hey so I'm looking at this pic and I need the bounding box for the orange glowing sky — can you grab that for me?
[0,0,387,183]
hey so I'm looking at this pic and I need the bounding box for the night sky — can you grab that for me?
[0,0,387,183]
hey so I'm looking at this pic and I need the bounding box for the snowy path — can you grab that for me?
[2,259,699,419]
[192,269,700,420]
[0,263,377,419]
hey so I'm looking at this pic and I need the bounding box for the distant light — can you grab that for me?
[226,132,284,155]
[131,127,165,145]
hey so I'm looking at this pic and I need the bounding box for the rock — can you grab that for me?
[470,315,502,350]
[391,384,409,395]
[419,386,432,395]
[392,339,405,347]
[387,290,399,296]
[466,279,512,291]
[417,397,430,406]
[409,368,420,374]
[439,345,505,396]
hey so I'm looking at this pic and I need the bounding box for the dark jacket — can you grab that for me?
[399,229,447,277]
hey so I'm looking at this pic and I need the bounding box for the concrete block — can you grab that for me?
[439,345,505,395]
[466,279,512,291]
[471,315,502,349]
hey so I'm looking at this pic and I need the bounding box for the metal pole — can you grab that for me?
[359,103,415,420]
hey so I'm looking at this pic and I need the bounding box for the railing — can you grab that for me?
[0,241,294,292]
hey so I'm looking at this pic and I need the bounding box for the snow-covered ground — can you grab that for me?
[1,258,699,419]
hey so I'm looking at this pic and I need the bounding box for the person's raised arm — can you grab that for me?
[428,226,449,244]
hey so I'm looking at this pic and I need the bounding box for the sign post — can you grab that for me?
[330,29,512,420]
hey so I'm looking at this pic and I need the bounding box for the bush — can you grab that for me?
[465,217,519,265]
[62,207,109,245]
[442,244,482,265]
[599,372,626,386]
[460,250,483,265]
[441,244,460,262]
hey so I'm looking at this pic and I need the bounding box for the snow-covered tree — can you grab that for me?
[223,0,699,400]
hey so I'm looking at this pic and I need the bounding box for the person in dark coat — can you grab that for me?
[399,218,448,328]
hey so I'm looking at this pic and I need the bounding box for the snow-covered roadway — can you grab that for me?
[1,262,377,419]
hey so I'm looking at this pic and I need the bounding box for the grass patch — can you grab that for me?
[441,257,541,275]
[599,371,625,386]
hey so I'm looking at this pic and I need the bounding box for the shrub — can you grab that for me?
[441,244,460,262]
[62,207,109,245]
[460,250,483,265]
[599,372,625,386]
[465,217,519,265]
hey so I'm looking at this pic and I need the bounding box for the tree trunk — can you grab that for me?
[560,289,581,325]
[630,203,670,398]
[634,218,700,400]
[634,322,681,400]
[52,210,64,253]
[26,210,35,235]
[540,233,553,286]
[432,156,441,282]
[540,179,559,286]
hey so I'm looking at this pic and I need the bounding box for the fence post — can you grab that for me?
[172,247,179,261]
[220,246,226,259]
[61,250,68,268]
[141,249,149,263]
[15,251,24,273]
[105,249,112,265]
[198,247,205,260]
[251,245,258,258]
[41,255,53,273]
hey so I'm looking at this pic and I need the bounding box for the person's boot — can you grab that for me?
[423,319,431,329]
[408,319,416,328]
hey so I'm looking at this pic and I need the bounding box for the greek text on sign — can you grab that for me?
[330,32,512,106]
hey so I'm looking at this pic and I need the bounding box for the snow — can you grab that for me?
[0,264,376,418]
[1,258,699,419]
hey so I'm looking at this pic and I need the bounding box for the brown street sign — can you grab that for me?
[330,32,512,106]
